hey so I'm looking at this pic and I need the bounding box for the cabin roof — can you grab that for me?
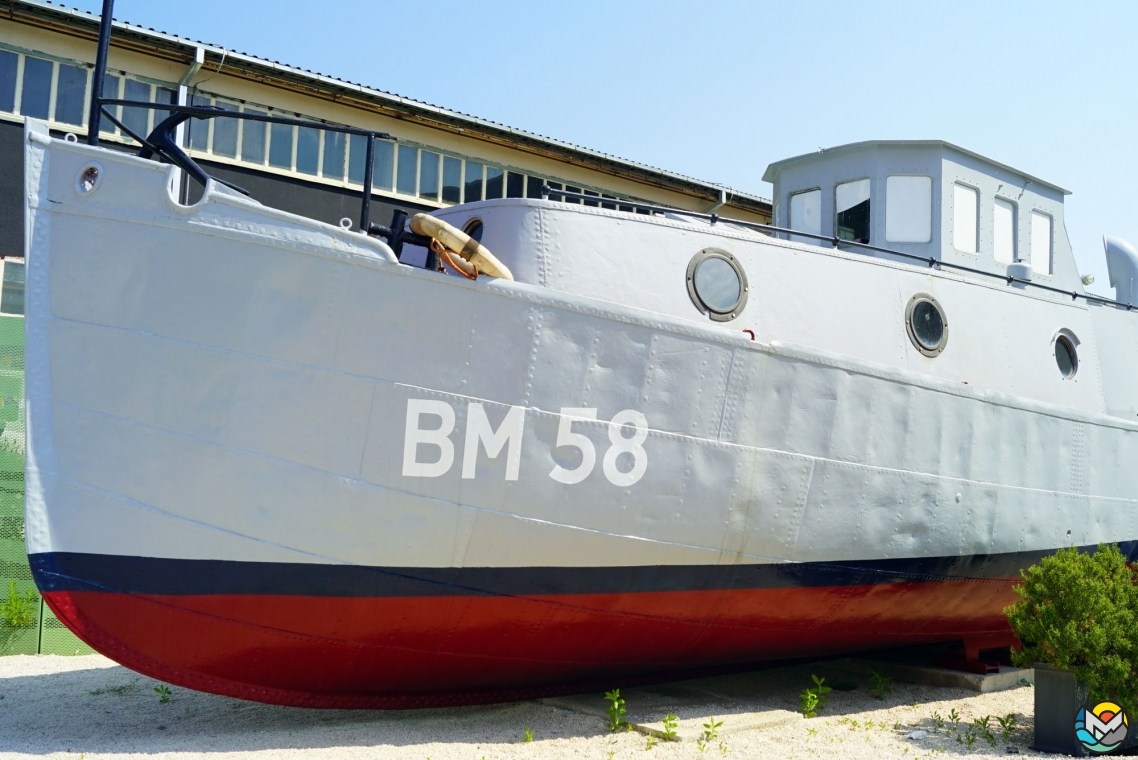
[762,140,1070,196]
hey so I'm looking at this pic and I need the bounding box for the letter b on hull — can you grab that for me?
[402,399,456,477]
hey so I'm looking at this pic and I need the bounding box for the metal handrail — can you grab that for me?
[94,99,391,233]
[542,185,1135,313]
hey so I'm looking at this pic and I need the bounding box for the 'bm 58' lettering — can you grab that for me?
[402,399,648,486]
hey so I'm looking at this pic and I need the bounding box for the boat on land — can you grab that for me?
[22,107,1138,707]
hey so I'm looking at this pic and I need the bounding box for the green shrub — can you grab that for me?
[0,580,38,628]
[1005,543,1138,710]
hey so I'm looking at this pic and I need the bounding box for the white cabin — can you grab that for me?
[763,140,1079,289]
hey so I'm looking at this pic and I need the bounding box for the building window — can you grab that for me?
[54,63,88,126]
[884,175,932,243]
[789,188,821,243]
[1031,211,1053,275]
[268,121,293,169]
[20,56,52,120]
[994,198,1016,264]
[835,178,870,244]
[396,145,417,195]
[321,131,345,179]
[295,126,320,176]
[506,171,525,198]
[527,176,545,199]
[242,108,267,164]
[0,260,24,316]
[419,150,440,201]
[120,78,154,139]
[464,162,484,202]
[371,140,394,190]
[952,183,979,254]
[485,167,504,199]
[442,156,461,204]
[0,50,16,113]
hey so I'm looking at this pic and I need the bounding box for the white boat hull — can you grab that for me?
[23,122,1138,706]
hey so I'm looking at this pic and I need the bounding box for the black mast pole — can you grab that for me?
[86,0,115,145]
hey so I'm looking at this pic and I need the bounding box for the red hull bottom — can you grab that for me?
[44,579,1018,709]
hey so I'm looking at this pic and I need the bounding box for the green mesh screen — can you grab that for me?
[0,314,92,656]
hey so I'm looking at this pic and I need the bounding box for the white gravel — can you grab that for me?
[0,654,1054,759]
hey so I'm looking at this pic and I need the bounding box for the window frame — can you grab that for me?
[1030,209,1054,276]
[993,196,1017,265]
[834,177,872,245]
[788,187,822,244]
[884,174,933,244]
[952,181,980,255]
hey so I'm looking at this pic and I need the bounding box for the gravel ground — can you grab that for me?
[0,654,1054,759]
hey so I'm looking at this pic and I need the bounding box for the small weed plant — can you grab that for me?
[972,716,996,746]
[996,713,1018,739]
[798,674,832,718]
[697,717,724,753]
[701,717,723,743]
[660,712,679,742]
[645,734,657,750]
[522,726,533,743]
[868,670,893,700]
[0,580,37,628]
[603,689,630,732]
[154,684,172,704]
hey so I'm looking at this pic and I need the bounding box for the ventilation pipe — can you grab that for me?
[1104,236,1138,305]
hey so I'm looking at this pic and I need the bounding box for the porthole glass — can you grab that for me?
[905,294,948,356]
[686,248,749,322]
[463,218,484,242]
[1055,334,1078,378]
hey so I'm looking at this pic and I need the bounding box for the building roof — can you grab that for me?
[1,0,770,211]
[761,139,1069,196]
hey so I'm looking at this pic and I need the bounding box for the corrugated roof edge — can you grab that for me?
[4,0,771,209]
[762,139,1069,196]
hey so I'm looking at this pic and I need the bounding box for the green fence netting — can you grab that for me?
[0,315,93,656]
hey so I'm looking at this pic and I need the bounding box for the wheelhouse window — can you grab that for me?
[884,175,932,243]
[994,198,1016,264]
[1031,211,1053,275]
[952,183,979,254]
[788,189,821,244]
[835,179,870,244]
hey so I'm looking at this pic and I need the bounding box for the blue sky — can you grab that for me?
[69,0,1136,295]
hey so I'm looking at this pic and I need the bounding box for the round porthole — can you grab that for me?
[75,163,103,196]
[1054,332,1078,378]
[905,294,948,356]
[686,248,748,322]
[463,218,484,243]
